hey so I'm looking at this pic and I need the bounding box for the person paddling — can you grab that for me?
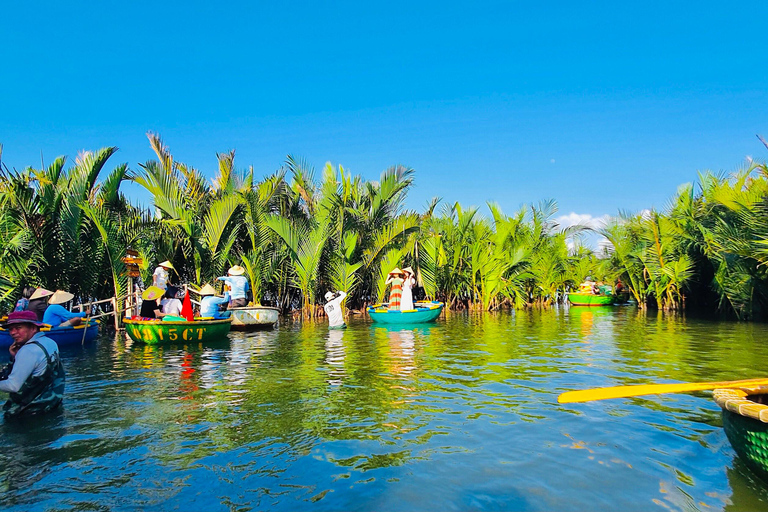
[43,290,90,327]
[153,260,175,290]
[217,265,250,308]
[199,284,230,319]
[0,310,65,418]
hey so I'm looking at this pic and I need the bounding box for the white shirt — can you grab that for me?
[161,298,183,316]
[0,332,59,393]
[324,291,347,327]
[153,267,169,289]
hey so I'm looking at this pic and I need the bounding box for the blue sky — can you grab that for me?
[3,1,767,229]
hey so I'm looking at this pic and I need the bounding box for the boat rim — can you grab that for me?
[123,317,232,326]
[714,386,768,423]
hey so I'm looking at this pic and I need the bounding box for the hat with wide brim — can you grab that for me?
[29,288,54,301]
[48,290,75,305]
[199,284,218,296]
[2,310,44,328]
[158,260,175,270]
[142,286,165,301]
[228,265,246,276]
[388,267,404,276]
[325,291,335,301]
[402,267,415,275]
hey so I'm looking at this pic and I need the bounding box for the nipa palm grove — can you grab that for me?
[2,133,768,320]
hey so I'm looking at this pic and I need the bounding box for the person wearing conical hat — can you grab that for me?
[198,284,231,319]
[27,288,54,322]
[139,286,164,319]
[324,290,347,329]
[400,267,416,311]
[217,265,250,308]
[42,290,90,327]
[0,310,66,418]
[153,260,175,290]
[385,268,405,311]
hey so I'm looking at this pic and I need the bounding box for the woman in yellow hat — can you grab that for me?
[385,268,405,311]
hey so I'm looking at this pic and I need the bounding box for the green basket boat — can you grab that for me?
[123,317,232,344]
[568,293,615,306]
[714,386,768,482]
[367,301,444,324]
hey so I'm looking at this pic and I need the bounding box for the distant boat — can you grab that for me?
[567,293,615,306]
[124,317,231,344]
[0,320,100,348]
[367,301,444,324]
[229,306,279,330]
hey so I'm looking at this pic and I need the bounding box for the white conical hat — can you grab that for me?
[29,288,54,301]
[228,265,246,276]
[199,284,217,296]
[48,290,75,305]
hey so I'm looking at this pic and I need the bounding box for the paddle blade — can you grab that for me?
[558,377,768,404]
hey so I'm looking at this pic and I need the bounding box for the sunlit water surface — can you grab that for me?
[2,307,768,511]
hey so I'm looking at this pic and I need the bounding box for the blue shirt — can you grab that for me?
[200,293,230,318]
[217,276,249,300]
[43,304,86,326]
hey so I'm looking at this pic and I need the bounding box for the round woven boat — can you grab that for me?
[713,386,768,481]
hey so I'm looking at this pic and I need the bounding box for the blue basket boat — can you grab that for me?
[367,301,444,324]
[0,319,100,348]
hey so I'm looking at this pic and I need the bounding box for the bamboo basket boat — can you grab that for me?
[229,306,279,330]
[0,319,100,348]
[567,293,615,306]
[367,301,444,324]
[123,317,231,344]
[714,386,768,481]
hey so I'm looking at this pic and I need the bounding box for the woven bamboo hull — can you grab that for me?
[124,318,231,344]
[367,302,444,324]
[229,306,279,330]
[0,320,99,348]
[568,293,615,306]
[714,386,768,482]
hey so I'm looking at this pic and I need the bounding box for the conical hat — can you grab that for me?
[158,260,175,270]
[29,288,54,301]
[48,290,75,305]
[402,267,414,275]
[228,265,246,276]
[199,284,217,296]
[142,286,164,301]
[388,267,404,276]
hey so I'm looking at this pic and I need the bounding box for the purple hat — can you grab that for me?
[2,310,43,328]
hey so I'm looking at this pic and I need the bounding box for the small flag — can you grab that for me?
[181,289,194,321]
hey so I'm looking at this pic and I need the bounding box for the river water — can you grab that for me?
[1,307,768,511]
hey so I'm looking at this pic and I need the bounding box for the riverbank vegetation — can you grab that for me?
[1,134,768,319]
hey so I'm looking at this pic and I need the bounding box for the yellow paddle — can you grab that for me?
[558,377,768,404]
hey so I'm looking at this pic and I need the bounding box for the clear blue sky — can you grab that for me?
[3,1,767,225]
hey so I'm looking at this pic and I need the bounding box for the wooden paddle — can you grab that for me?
[558,377,768,404]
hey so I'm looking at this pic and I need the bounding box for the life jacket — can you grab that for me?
[1,340,66,418]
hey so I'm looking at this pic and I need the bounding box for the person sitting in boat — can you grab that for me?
[0,310,65,418]
[578,277,599,295]
[386,268,405,311]
[217,265,249,308]
[13,286,36,313]
[400,267,417,311]
[152,260,174,291]
[199,284,231,319]
[615,279,625,294]
[138,286,165,319]
[27,288,54,322]
[43,290,90,327]
[324,290,347,329]
[160,286,183,318]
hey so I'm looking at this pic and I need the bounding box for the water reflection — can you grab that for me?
[1,310,768,510]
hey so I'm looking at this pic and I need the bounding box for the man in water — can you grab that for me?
[0,310,65,418]
[324,290,347,329]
